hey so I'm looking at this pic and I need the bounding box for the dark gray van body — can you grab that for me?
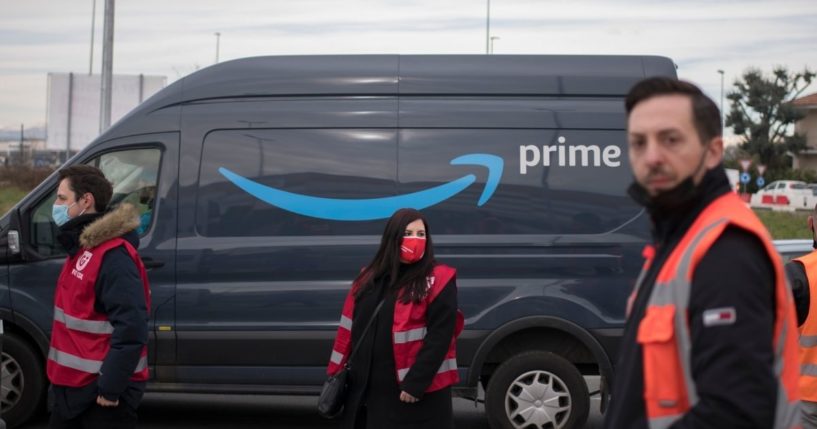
[0,55,675,428]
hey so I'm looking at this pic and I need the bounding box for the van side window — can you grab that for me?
[399,129,636,234]
[88,149,161,235]
[196,129,396,236]
[29,194,61,257]
[28,148,161,259]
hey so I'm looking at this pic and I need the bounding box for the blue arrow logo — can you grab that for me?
[218,153,503,221]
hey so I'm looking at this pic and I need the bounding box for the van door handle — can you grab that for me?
[142,257,165,270]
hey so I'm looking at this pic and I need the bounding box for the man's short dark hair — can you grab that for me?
[625,77,722,144]
[58,165,113,212]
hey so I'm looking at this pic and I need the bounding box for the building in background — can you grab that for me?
[46,73,165,159]
[0,139,48,166]
[792,93,817,171]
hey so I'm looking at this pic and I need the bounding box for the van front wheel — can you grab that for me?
[2,333,45,428]
[485,351,589,429]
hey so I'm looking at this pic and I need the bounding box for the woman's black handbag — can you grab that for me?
[317,367,349,418]
[317,299,385,419]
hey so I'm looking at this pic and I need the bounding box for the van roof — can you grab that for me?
[157,54,674,104]
[98,55,675,142]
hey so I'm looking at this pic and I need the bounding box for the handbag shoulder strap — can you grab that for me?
[345,299,385,368]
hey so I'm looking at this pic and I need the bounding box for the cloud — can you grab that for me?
[1,0,815,127]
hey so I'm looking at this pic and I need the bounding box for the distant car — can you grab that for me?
[750,180,811,210]
[774,239,813,263]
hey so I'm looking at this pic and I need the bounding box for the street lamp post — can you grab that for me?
[99,0,114,133]
[214,32,221,64]
[717,69,725,131]
[490,36,500,54]
[89,0,96,75]
[485,0,491,54]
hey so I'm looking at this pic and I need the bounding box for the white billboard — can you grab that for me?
[46,73,166,151]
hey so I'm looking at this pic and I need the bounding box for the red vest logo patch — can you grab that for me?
[76,251,93,271]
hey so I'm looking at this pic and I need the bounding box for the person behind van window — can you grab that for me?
[47,165,150,429]
[603,77,801,429]
[784,205,817,428]
[327,208,462,429]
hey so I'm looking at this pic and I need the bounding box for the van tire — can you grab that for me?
[485,351,589,429]
[2,333,45,428]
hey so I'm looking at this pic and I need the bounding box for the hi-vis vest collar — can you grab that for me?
[629,192,801,429]
[47,236,151,387]
[328,264,463,393]
[794,250,817,401]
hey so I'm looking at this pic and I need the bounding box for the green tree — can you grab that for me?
[726,66,815,172]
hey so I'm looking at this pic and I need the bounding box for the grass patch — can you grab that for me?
[0,186,27,216]
[754,209,812,240]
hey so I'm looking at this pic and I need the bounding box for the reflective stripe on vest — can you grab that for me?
[339,315,353,331]
[48,347,148,375]
[397,358,458,382]
[53,306,114,334]
[330,350,344,365]
[638,192,800,429]
[393,327,427,344]
[802,335,817,348]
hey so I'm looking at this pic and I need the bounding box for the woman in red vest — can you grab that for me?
[327,208,463,429]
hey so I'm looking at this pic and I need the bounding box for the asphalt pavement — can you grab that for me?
[19,392,603,429]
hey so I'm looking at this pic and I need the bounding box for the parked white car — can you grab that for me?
[750,180,812,210]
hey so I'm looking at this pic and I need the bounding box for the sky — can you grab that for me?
[1,0,816,131]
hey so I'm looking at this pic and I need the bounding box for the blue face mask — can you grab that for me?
[52,202,77,227]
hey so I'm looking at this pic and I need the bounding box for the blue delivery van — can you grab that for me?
[0,54,676,429]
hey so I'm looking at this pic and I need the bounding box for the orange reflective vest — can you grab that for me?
[47,238,151,387]
[629,192,801,429]
[327,264,463,392]
[794,250,817,401]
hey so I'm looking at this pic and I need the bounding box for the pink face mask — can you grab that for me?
[400,237,426,264]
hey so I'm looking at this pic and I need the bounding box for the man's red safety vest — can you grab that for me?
[47,237,151,387]
[629,192,801,429]
[794,250,817,402]
[328,264,463,392]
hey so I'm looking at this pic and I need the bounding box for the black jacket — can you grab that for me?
[785,257,812,326]
[49,204,149,419]
[604,167,778,429]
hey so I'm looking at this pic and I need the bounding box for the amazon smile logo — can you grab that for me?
[218,153,503,221]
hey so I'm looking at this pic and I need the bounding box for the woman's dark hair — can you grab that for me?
[353,208,435,304]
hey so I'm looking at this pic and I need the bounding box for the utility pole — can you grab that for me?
[490,36,500,54]
[99,0,114,133]
[19,124,25,166]
[485,0,491,54]
[89,0,96,75]
[214,32,221,64]
[717,69,725,131]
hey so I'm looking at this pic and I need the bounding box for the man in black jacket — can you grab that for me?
[47,165,149,429]
[603,78,801,428]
